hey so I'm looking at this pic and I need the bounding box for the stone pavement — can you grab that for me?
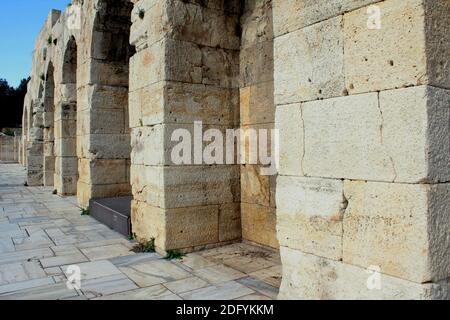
[0,162,281,300]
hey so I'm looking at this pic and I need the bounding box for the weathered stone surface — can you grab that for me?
[241,165,273,207]
[343,180,450,283]
[344,0,439,94]
[241,203,278,249]
[273,0,380,37]
[240,41,273,87]
[130,0,240,50]
[274,16,345,105]
[78,159,129,185]
[279,247,450,300]
[131,165,239,209]
[240,82,274,125]
[241,0,273,48]
[276,88,450,183]
[277,176,345,260]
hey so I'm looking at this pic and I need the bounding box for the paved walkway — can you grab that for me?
[0,162,281,300]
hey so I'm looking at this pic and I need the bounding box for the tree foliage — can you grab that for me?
[0,77,29,130]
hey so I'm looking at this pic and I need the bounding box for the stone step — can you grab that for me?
[89,197,132,237]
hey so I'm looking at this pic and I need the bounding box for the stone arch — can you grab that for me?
[54,36,78,195]
[76,0,134,208]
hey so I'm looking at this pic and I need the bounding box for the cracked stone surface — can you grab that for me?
[0,162,280,300]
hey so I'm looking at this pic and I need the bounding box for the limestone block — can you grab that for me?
[78,108,127,135]
[344,0,429,94]
[54,138,76,157]
[241,165,272,207]
[129,81,164,127]
[77,134,131,160]
[241,203,278,249]
[240,41,273,87]
[275,104,304,177]
[218,203,242,242]
[131,124,230,166]
[277,176,345,260]
[131,0,240,50]
[78,159,129,185]
[273,0,380,37]
[274,16,345,105]
[27,171,43,186]
[163,165,240,209]
[241,0,273,48]
[165,205,220,250]
[379,86,450,184]
[131,165,239,209]
[43,156,55,172]
[279,247,450,300]
[425,0,450,89]
[131,200,166,250]
[59,84,77,104]
[54,103,77,121]
[77,59,129,87]
[55,157,78,175]
[197,45,239,88]
[240,81,274,125]
[279,89,450,183]
[129,40,165,92]
[130,165,164,207]
[54,119,76,139]
[343,181,450,283]
[78,85,128,113]
[131,200,225,251]
[164,82,239,126]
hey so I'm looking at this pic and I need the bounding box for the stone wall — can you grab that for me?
[129,0,242,253]
[21,0,450,299]
[0,134,17,162]
[274,0,450,299]
[239,0,278,249]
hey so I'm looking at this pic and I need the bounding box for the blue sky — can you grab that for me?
[0,0,68,88]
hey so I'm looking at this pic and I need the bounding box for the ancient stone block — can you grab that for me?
[240,41,273,87]
[275,104,305,177]
[343,180,450,283]
[130,164,239,209]
[78,159,129,185]
[77,134,131,160]
[131,0,240,50]
[218,203,242,242]
[379,86,450,183]
[279,247,450,300]
[344,0,430,94]
[241,203,278,249]
[274,16,345,105]
[273,0,380,37]
[277,89,450,183]
[240,81,274,125]
[241,0,274,48]
[241,165,272,207]
[277,176,345,260]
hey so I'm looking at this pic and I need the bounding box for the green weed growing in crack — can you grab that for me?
[131,238,155,253]
[81,207,90,216]
[164,250,184,260]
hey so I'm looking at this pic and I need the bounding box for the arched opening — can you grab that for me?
[43,62,55,186]
[82,0,135,236]
[55,36,78,196]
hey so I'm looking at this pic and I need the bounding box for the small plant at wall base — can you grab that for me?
[164,250,184,260]
[131,238,155,253]
[52,189,57,195]
[81,208,90,216]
